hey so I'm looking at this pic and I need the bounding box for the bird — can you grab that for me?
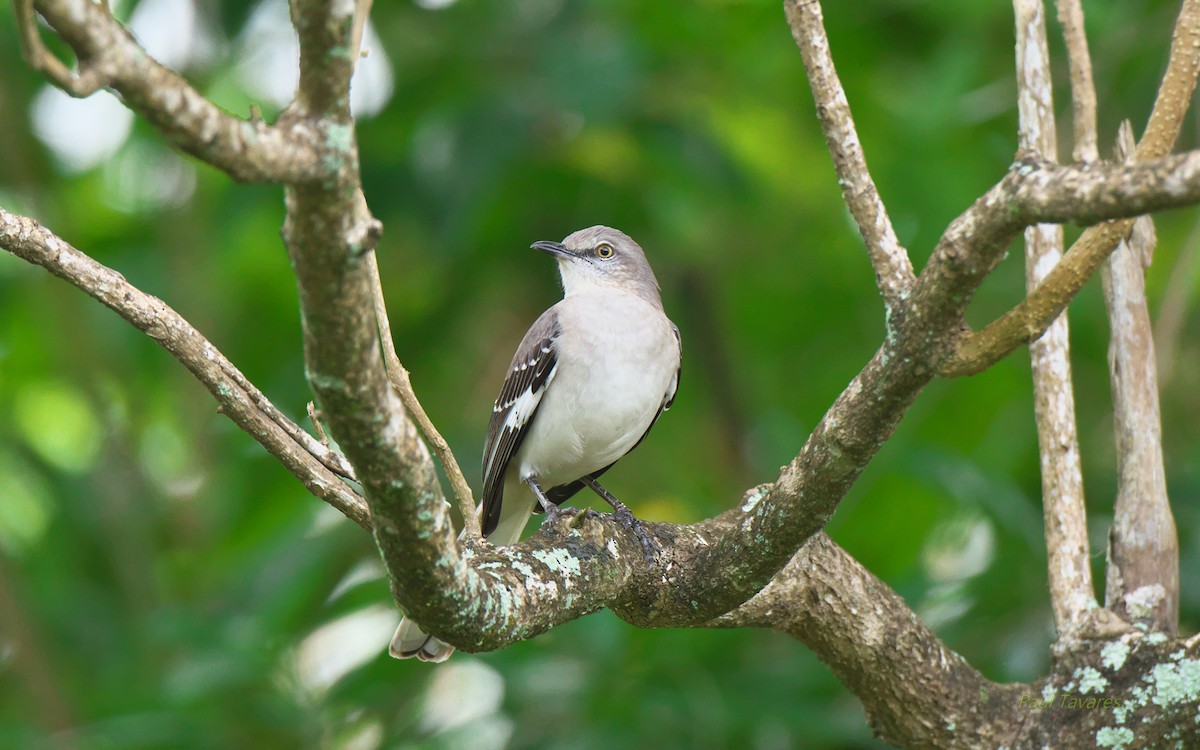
[390,225,682,662]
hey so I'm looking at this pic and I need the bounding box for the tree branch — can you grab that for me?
[1014,0,1096,633]
[350,0,374,67]
[290,0,356,117]
[941,0,1200,377]
[1055,0,1100,163]
[16,0,104,96]
[0,208,371,530]
[784,0,915,310]
[1102,123,1179,633]
[276,0,480,635]
[31,0,325,183]
[367,252,480,539]
[710,532,1025,748]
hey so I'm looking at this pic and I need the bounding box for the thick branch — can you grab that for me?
[942,0,1200,377]
[711,532,1025,747]
[1102,124,1178,633]
[291,0,356,117]
[1014,0,1095,633]
[784,0,915,309]
[0,208,370,530]
[646,144,1200,631]
[31,0,324,183]
[276,0,485,638]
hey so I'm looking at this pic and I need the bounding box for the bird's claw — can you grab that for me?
[611,505,661,563]
[537,502,583,528]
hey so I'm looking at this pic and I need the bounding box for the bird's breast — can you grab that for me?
[516,293,678,486]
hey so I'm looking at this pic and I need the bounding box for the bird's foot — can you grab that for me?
[580,477,661,563]
[537,501,584,528]
[608,502,661,563]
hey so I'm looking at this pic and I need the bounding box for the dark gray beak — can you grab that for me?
[531,240,572,259]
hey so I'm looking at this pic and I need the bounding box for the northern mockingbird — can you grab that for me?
[391,225,682,662]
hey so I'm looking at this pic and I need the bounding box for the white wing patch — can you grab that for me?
[504,369,555,431]
[481,358,558,506]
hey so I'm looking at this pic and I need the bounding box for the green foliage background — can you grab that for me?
[0,1,1197,748]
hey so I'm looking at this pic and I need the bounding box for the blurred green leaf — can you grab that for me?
[13,380,103,473]
[0,450,54,554]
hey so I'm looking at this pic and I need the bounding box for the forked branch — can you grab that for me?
[941,0,1200,377]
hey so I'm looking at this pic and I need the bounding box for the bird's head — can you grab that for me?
[531,226,663,306]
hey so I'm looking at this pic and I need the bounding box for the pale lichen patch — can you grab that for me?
[1095,726,1135,750]
[740,486,768,513]
[1148,659,1200,708]
[1102,641,1131,672]
[1125,584,1166,620]
[532,547,582,582]
[1076,666,1108,694]
[1041,683,1057,704]
[324,122,354,154]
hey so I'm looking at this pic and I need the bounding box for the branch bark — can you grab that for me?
[31,0,325,183]
[711,532,1025,748]
[941,0,1200,377]
[1102,124,1179,634]
[1014,0,1096,634]
[0,208,370,530]
[784,0,915,310]
[1055,0,1100,163]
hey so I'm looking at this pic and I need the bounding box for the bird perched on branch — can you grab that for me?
[391,225,682,662]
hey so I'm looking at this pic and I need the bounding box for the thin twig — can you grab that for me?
[31,0,324,183]
[940,0,1200,377]
[308,401,329,444]
[217,357,357,480]
[0,208,371,530]
[1102,122,1178,633]
[1055,0,1100,163]
[350,0,374,66]
[784,0,915,310]
[366,252,480,539]
[1014,0,1096,632]
[15,0,107,96]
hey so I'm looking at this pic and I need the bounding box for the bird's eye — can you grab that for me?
[596,243,615,259]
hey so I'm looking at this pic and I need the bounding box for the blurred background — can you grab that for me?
[1,0,1198,747]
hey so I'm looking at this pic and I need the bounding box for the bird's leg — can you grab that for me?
[581,477,661,562]
[524,477,579,525]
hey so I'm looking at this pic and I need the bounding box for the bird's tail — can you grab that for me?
[389,618,455,662]
[389,484,536,663]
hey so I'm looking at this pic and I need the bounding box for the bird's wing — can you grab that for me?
[480,309,561,536]
[542,322,682,507]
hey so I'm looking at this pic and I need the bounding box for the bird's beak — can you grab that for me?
[531,240,573,260]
